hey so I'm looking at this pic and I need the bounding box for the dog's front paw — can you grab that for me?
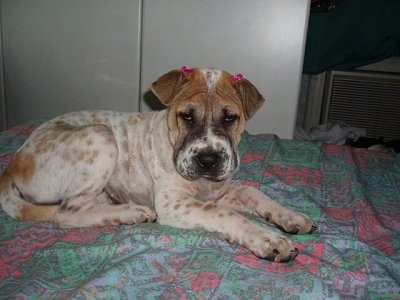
[130,206,157,224]
[272,210,317,235]
[116,205,157,225]
[244,229,298,262]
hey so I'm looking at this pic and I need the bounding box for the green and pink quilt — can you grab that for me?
[0,120,399,299]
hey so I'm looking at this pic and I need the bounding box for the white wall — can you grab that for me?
[1,0,141,128]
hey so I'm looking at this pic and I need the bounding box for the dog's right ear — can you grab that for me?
[151,69,190,106]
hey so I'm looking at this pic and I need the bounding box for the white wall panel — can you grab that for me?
[1,0,141,128]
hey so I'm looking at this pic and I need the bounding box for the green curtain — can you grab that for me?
[303,0,400,74]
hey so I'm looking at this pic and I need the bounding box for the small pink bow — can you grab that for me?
[181,66,194,74]
[229,73,243,82]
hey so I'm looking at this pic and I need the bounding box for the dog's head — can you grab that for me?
[151,67,265,181]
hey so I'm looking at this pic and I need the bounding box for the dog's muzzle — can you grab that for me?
[175,133,238,182]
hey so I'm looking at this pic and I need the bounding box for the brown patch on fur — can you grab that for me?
[0,153,35,191]
[86,138,94,146]
[128,116,138,125]
[103,218,121,226]
[85,150,100,165]
[34,137,53,154]
[18,203,58,221]
[59,202,80,213]
[203,203,216,211]
[59,132,73,143]
[77,131,89,139]
[185,202,202,208]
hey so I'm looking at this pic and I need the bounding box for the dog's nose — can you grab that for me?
[196,151,221,169]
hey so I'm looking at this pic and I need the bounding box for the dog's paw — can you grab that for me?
[111,205,157,225]
[272,210,317,235]
[127,206,157,224]
[245,230,298,262]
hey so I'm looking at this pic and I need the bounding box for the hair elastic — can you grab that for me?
[181,66,194,74]
[229,73,243,82]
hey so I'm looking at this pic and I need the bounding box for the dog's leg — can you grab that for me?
[217,185,317,234]
[155,190,299,262]
[55,192,156,228]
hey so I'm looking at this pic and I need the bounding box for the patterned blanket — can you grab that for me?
[0,121,399,299]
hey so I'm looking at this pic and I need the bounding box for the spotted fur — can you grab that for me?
[0,68,316,262]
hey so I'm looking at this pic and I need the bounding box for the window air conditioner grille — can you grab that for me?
[322,71,400,140]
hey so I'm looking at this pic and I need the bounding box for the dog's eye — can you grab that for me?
[179,112,194,123]
[224,115,239,125]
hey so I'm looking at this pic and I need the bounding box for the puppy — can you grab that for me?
[0,67,316,262]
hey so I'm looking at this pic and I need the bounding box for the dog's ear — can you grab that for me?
[151,70,189,106]
[232,79,265,120]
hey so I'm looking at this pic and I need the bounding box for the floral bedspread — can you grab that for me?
[0,121,399,299]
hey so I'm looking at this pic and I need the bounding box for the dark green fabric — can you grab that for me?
[303,0,400,74]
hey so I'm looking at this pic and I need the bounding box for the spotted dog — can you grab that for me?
[0,67,316,262]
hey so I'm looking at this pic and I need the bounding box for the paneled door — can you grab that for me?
[1,0,141,128]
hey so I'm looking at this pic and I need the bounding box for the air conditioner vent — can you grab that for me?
[322,71,400,140]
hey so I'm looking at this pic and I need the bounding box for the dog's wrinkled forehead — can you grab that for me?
[151,66,265,121]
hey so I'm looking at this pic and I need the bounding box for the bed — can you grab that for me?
[0,118,399,299]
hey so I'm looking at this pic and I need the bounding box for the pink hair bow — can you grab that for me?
[181,66,194,74]
[229,73,243,82]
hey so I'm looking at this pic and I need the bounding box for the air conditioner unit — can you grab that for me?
[321,70,400,140]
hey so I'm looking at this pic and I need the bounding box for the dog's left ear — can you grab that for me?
[232,78,265,120]
[151,70,189,106]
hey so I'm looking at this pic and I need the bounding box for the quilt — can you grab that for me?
[0,120,399,299]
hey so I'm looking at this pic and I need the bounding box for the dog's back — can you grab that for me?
[0,110,167,223]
